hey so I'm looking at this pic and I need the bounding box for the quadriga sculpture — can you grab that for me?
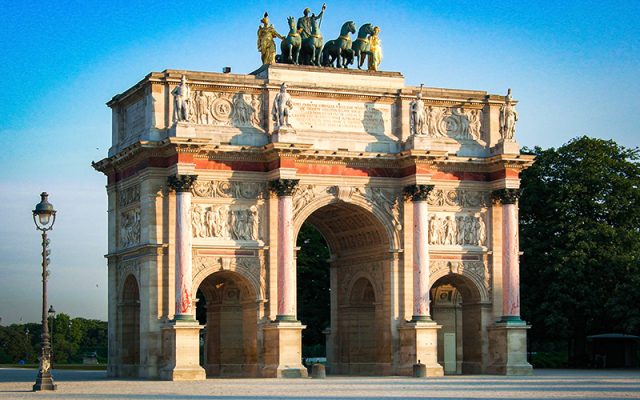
[352,23,375,69]
[281,16,302,64]
[322,20,356,68]
[300,15,324,66]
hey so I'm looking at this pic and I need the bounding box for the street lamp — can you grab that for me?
[32,192,57,391]
[48,305,56,364]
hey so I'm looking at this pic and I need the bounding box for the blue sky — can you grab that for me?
[0,1,638,324]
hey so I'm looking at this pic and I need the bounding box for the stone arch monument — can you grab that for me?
[93,63,534,379]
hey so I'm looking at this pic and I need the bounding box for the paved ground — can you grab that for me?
[0,368,638,399]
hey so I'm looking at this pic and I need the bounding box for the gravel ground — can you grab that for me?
[0,368,639,399]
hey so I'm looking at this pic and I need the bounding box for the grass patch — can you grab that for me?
[0,364,107,371]
[530,351,568,368]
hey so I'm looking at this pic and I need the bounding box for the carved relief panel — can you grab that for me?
[191,179,266,242]
[422,106,483,141]
[187,91,263,130]
[427,212,487,247]
[118,185,141,250]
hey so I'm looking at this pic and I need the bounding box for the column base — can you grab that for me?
[486,320,533,375]
[261,321,308,378]
[160,320,206,381]
[398,320,444,377]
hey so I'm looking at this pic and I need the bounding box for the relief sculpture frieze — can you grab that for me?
[427,188,489,208]
[192,204,261,241]
[119,208,141,249]
[428,212,486,246]
[192,180,266,199]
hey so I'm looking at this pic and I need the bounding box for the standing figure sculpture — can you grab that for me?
[257,12,284,65]
[172,75,191,123]
[352,23,375,69]
[322,21,356,68]
[499,88,518,140]
[297,4,325,40]
[281,16,302,64]
[272,83,293,129]
[410,86,427,135]
[368,26,382,71]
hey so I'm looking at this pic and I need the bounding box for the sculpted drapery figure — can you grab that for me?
[297,4,325,40]
[410,88,426,136]
[257,13,284,65]
[368,26,382,71]
[272,83,293,129]
[499,88,518,140]
[172,75,191,122]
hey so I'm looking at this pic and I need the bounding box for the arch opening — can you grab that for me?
[195,270,258,377]
[296,202,391,375]
[430,273,486,374]
[119,274,140,376]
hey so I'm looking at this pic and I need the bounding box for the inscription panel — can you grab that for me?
[289,99,392,135]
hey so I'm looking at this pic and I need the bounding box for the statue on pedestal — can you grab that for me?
[172,75,191,123]
[272,83,293,129]
[257,12,284,65]
[499,88,518,141]
[410,85,426,136]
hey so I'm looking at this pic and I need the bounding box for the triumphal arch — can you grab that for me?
[94,31,534,379]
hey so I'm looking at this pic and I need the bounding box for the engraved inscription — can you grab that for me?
[289,99,392,135]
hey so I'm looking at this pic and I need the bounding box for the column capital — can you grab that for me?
[168,175,197,193]
[491,188,520,204]
[269,179,300,197]
[403,184,434,202]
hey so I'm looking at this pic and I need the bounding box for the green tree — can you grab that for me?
[520,136,640,366]
[296,222,331,357]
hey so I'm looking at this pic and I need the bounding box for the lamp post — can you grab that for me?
[32,192,57,391]
[48,305,56,364]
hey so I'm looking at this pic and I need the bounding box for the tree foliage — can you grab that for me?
[520,136,640,365]
[0,314,107,364]
[296,223,331,357]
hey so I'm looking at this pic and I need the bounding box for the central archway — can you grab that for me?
[295,201,393,375]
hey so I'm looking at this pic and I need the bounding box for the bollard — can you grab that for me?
[413,360,427,378]
[311,363,326,379]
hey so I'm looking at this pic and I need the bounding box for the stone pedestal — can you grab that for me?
[491,139,520,155]
[170,121,196,138]
[486,321,533,375]
[160,321,206,381]
[398,321,444,377]
[271,127,297,143]
[261,321,308,378]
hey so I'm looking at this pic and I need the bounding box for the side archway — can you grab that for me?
[119,274,140,376]
[430,271,490,374]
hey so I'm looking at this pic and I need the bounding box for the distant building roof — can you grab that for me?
[587,333,640,340]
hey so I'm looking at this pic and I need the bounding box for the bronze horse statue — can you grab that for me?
[300,15,323,66]
[322,21,356,68]
[352,23,375,69]
[280,16,301,64]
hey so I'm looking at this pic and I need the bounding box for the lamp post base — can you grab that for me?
[33,371,57,391]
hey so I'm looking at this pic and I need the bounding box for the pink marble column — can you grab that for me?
[493,188,522,321]
[270,179,299,321]
[405,184,434,321]
[168,175,197,320]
